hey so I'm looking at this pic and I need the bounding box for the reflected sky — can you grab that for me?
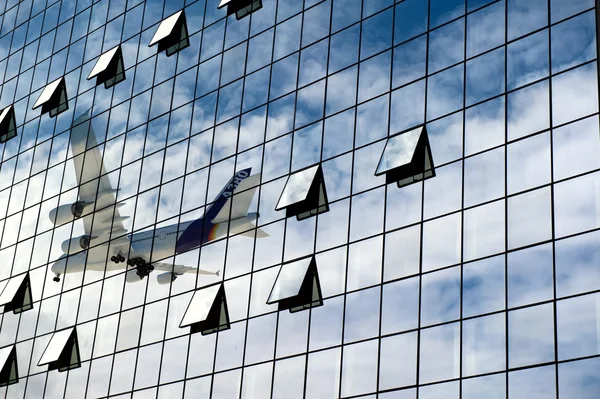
[0,0,598,397]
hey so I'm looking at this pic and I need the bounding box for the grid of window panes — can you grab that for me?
[0,0,599,397]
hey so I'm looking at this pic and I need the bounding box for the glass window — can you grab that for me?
[393,36,427,88]
[420,381,459,399]
[361,8,392,60]
[463,255,505,317]
[464,96,505,156]
[556,229,600,299]
[467,0,504,57]
[347,236,382,291]
[462,373,505,399]
[395,0,427,44]
[383,225,421,281]
[554,171,600,238]
[557,292,600,360]
[381,277,419,336]
[241,363,272,399]
[507,79,550,141]
[244,313,276,365]
[463,313,506,376]
[507,131,551,195]
[509,187,553,249]
[341,339,378,397]
[509,365,556,399]
[508,243,554,308]
[306,347,341,398]
[429,18,464,74]
[551,62,598,127]
[379,332,417,390]
[552,116,600,181]
[419,322,460,384]
[272,356,305,399]
[508,0,548,40]
[344,286,380,343]
[422,266,461,326]
[422,212,461,272]
[507,30,549,91]
[309,296,343,350]
[558,357,600,399]
[508,303,555,368]
[427,66,463,121]
[463,199,505,261]
[466,48,505,106]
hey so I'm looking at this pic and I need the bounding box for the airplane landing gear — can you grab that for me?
[53,274,61,282]
[127,258,154,279]
[111,254,126,264]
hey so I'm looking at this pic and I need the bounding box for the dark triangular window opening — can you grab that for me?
[224,0,263,20]
[0,346,18,387]
[267,257,323,313]
[150,11,190,57]
[189,285,230,335]
[49,332,80,372]
[89,46,126,89]
[4,274,33,314]
[43,79,68,118]
[275,165,330,221]
[0,105,17,144]
[163,19,190,57]
[0,273,33,315]
[375,126,436,189]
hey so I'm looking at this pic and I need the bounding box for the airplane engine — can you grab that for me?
[61,235,93,254]
[49,201,93,225]
[126,270,144,283]
[156,272,177,285]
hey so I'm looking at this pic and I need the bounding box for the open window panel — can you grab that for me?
[266,256,323,313]
[275,164,329,221]
[0,105,17,144]
[32,77,69,118]
[0,273,33,314]
[87,45,126,88]
[218,0,263,20]
[375,125,436,188]
[149,10,190,57]
[0,346,18,387]
[180,283,230,335]
[38,327,81,372]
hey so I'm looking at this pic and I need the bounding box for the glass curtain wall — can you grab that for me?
[0,0,598,398]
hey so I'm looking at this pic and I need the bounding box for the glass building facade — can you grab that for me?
[0,0,599,397]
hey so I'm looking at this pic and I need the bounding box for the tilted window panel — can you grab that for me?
[180,283,230,335]
[149,10,190,57]
[0,105,16,144]
[37,327,81,372]
[267,256,323,313]
[375,125,436,188]
[87,45,126,88]
[275,164,330,221]
[0,273,33,314]
[32,77,69,117]
[218,0,263,20]
[0,346,18,387]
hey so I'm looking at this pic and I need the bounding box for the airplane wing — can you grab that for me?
[70,110,128,242]
[210,173,260,224]
[152,262,220,276]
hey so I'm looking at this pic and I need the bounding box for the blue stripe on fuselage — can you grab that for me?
[175,168,252,254]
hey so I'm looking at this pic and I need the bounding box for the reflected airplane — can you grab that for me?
[49,111,267,284]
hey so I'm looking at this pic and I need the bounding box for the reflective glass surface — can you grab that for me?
[0,0,598,397]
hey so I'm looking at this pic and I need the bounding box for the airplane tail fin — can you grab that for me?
[205,168,252,222]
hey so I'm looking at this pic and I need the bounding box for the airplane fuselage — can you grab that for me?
[51,213,259,276]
